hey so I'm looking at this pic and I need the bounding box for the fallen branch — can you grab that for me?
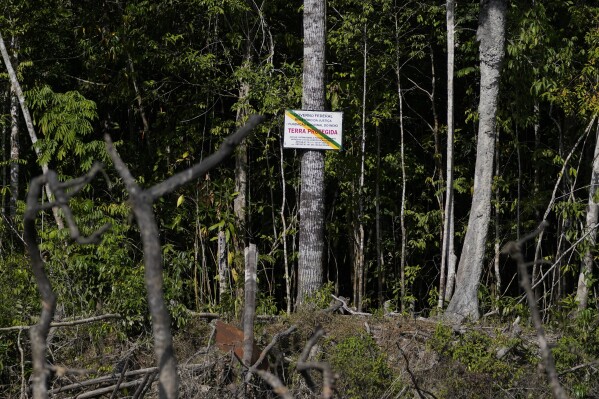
[558,359,599,376]
[47,364,212,395]
[0,313,121,332]
[76,378,150,399]
[331,295,372,316]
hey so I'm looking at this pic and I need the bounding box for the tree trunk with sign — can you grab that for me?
[445,0,506,321]
[296,0,326,305]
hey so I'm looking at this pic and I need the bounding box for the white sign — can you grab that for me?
[283,110,343,150]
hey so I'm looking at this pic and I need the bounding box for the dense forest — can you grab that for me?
[2,0,599,397]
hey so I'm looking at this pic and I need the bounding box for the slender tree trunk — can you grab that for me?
[218,230,230,302]
[397,73,407,313]
[493,128,502,299]
[353,24,368,311]
[280,138,292,314]
[439,0,455,308]
[445,0,506,321]
[0,31,64,229]
[9,38,19,220]
[297,0,326,305]
[127,53,150,139]
[234,57,251,246]
[576,120,599,311]
[376,125,384,307]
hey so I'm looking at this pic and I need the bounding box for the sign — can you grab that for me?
[284,109,343,150]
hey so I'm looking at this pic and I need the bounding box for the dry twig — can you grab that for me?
[502,221,568,399]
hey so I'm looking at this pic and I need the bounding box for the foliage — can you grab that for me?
[303,281,335,309]
[325,333,399,399]
[429,324,531,386]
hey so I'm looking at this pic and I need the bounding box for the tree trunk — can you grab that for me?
[576,120,599,311]
[0,31,64,229]
[376,125,384,307]
[9,40,19,220]
[353,24,368,312]
[297,0,326,305]
[280,138,292,314]
[445,0,506,322]
[218,230,230,301]
[439,0,455,308]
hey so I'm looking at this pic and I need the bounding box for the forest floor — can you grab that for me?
[17,305,598,399]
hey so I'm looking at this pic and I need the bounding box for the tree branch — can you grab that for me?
[501,221,568,399]
[0,313,121,332]
[104,115,263,399]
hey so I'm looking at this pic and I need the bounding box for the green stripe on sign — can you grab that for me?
[286,110,341,150]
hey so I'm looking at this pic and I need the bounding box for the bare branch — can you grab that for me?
[501,221,568,399]
[104,115,264,399]
[23,164,111,399]
[296,326,335,399]
[0,313,121,332]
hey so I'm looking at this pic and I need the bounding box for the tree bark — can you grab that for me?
[445,0,506,322]
[9,69,19,219]
[297,0,326,305]
[218,230,230,301]
[576,120,599,311]
[0,31,64,229]
[439,0,455,308]
[353,24,368,311]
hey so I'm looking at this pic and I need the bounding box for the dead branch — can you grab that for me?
[330,295,372,316]
[47,364,212,395]
[76,378,151,399]
[104,115,263,399]
[0,313,121,332]
[296,326,335,399]
[24,163,108,399]
[250,369,293,399]
[501,221,568,399]
[558,359,599,376]
[132,370,157,399]
[252,325,297,371]
[397,344,438,399]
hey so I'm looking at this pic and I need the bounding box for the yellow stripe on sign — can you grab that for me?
[286,110,341,150]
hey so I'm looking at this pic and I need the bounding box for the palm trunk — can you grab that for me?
[297,0,326,305]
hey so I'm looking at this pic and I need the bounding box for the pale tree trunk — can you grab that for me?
[127,53,150,139]
[396,73,407,313]
[376,126,384,306]
[394,15,408,313]
[297,0,326,305]
[576,120,599,311]
[439,0,455,308]
[445,0,506,322]
[9,37,19,220]
[0,32,64,229]
[217,230,230,301]
[280,138,292,314]
[493,129,502,299]
[353,24,367,311]
[234,60,251,245]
